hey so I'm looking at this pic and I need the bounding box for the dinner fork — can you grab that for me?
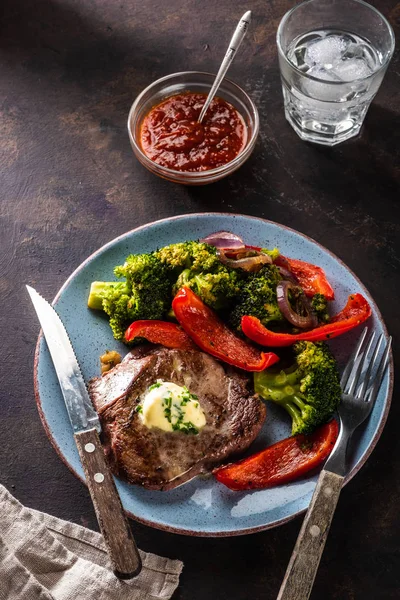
[277,327,392,600]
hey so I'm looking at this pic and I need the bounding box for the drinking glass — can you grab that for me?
[277,0,395,145]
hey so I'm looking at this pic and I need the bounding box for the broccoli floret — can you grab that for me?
[155,241,220,273]
[87,281,126,311]
[89,240,287,342]
[254,341,341,435]
[229,264,284,332]
[157,241,243,311]
[87,253,171,341]
[114,252,169,286]
[261,247,280,261]
[87,242,243,341]
[311,293,330,323]
[174,267,242,311]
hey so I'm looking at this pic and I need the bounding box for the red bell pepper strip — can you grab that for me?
[276,256,335,300]
[172,287,279,372]
[214,419,339,490]
[125,320,197,351]
[242,293,371,347]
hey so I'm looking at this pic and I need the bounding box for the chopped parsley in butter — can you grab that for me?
[138,380,206,434]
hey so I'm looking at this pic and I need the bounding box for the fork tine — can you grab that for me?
[367,336,392,406]
[346,330,376,395]
[357,333,383,399]
[340,327,368,388]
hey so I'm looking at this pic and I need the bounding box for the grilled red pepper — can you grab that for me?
[172,287,279,372]
[214,420,339,490]
[125,320,197,350]
[242,293,371,347]
[276,256,335,300]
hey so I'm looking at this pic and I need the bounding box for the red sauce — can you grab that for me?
[139,92,247,172]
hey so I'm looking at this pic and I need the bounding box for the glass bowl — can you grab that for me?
[127,71,259,185]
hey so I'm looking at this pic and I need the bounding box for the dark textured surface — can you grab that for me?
[0,0,399,598]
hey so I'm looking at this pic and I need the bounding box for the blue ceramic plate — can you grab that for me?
[34,213,393,536]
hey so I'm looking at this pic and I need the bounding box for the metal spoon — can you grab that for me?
[198,10,251,123]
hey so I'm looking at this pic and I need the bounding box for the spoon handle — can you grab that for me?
[198,10,251,123]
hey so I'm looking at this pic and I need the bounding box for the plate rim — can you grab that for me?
[33,212,394,536]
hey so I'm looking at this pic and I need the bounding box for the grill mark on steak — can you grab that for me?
[89,346,266,490]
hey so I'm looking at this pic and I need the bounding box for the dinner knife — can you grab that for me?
[26,285,142,579]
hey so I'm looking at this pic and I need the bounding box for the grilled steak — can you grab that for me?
[89,346,266,490]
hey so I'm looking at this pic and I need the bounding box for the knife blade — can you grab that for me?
[27,285,142,579]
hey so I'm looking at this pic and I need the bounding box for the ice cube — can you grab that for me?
[332,58,373,81]
[292,45,308,69]
[305,35,348,68]
[288,35,323,70]
[307,66,342,82]
[359,43,380,70]
[302,67,343,101]
[342,43,364,60]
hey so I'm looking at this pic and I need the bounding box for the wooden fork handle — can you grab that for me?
[277,470,344,600]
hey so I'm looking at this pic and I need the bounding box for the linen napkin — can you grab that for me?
[0,485,183,600]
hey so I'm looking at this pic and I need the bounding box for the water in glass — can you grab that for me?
[283,29,384,144]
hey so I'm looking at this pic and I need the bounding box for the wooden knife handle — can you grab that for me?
[75,428,142,579]
[277,469,344,600]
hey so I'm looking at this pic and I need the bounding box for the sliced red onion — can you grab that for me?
[224,249,271,260]
[274,254,301,285]
[200,231,245,250]
[277,281,318,329]
[277,266,299,284]
[217,248,272,272]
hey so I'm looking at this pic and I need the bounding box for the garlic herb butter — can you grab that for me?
[138,380,206,434]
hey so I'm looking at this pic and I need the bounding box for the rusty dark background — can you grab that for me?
[1,0,399,598]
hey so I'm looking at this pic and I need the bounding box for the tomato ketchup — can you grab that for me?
[139,92,247,172]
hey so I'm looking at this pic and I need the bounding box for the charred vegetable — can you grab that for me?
[172,286,279,372]
[214,420,339,490]
[228,264,284,333]
[254,341,341,435]
[242,293,371,347]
